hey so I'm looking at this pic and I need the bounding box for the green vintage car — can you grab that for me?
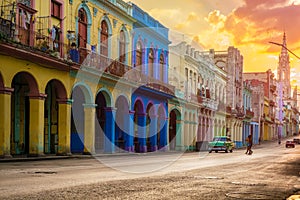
[208,136,235,153]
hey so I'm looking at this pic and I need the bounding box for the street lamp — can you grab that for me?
[269,41,300,60]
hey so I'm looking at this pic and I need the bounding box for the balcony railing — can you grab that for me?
[81,52,175,95]
[0,16,175,96]
[245,109,254,118]
[269,100,276,107]
[191,94,203,104]
[0,17,70,62]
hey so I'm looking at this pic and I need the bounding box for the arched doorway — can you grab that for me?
[133,100,144,152]
[11,72,39,155]
[95,92,106,153]
[115,95,129,152]
[71,86,86,153]
[169,109,180,151]
[44,80,67,154]
[157,105,166,150]
[146,103,155,152]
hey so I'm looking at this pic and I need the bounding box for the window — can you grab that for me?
[148,49,154,77]
[51,1,61,19]
[136,42,142,68]
[100,20,108,57]
[159,54,164,81]
[119,30,125,63]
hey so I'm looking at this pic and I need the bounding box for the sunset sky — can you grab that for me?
[126,0,300,87]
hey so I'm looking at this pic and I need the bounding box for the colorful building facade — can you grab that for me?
[0,0,177,157]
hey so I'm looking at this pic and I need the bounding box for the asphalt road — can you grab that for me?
[0,139,299,199]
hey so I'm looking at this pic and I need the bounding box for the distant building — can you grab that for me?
[211,47,244,148]
[244,70,277,141]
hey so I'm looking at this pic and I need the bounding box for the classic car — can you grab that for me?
[286,140,295,148]
[208,136,235,153]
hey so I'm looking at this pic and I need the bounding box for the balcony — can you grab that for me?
[0,17,71,62]
[269,100,276,107]
[245,109,254,118]
[226,106,232,114]
[191,94,203,104]
[270,84,276,92]
[226,106,245,118]
[0,16,175,96]
[82,53,175,95]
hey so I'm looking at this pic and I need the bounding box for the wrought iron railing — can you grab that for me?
[0,16,175,95]
[0,17,70,61]
[245,109,254,118]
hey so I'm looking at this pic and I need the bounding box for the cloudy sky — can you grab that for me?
[126,0,300,87]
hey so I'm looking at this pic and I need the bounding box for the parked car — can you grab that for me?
[208,136,235,153]
[293,138,300,144]
[286,141,295,148]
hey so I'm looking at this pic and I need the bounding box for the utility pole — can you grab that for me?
[278,82,282,144]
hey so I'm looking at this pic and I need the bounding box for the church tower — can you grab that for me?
[277,32,291,99]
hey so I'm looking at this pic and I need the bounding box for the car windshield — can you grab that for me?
[213,137,227,142]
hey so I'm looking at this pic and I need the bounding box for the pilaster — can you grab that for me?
[57,99,73,156]
[0,87,13,158]
[29,93,47,157]
[83,103,97,155]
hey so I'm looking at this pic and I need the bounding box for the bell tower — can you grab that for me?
[277,32,291,99]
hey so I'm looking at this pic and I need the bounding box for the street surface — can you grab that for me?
[0,139,299,199]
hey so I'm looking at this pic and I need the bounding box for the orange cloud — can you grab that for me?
[225,0,300,48]
[174,12,200,31]
[205,10,225,25]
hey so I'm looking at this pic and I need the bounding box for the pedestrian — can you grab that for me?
[245,134,253,155]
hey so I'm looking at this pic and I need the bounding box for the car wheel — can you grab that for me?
[225,149,228,153]
[215,151,218,153]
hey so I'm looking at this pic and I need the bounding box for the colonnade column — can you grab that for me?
[138,113,147,152]
[175,119,183,151]
[197,115,202,142]
[149,114,158,152]
[104,107,116,153]
[202,117,206,141]
[0,87,13,158]
[29,93,46,156]
[83,103,96,155]
[159,117,168,151]
[124,110,134,152]
[57,99,73,156]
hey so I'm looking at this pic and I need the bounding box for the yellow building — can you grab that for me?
[0,0,135,157]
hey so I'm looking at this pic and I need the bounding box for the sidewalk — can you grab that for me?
[0,136,298,162]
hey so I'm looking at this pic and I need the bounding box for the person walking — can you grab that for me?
[245,134,253,155]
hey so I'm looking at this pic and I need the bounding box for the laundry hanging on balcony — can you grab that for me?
[20,9,27,29]
[20,9,31,30]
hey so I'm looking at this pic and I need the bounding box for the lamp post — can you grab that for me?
[269,41,300,60]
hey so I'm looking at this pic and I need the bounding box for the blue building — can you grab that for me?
[130,4,174,152]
